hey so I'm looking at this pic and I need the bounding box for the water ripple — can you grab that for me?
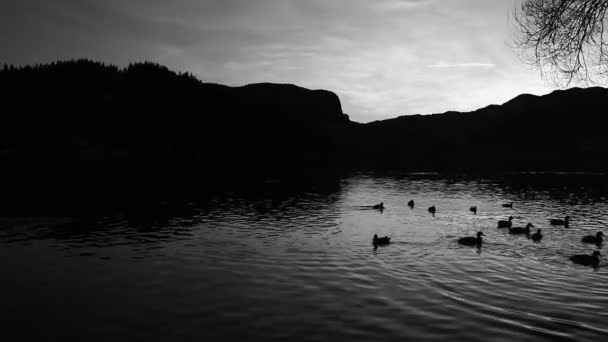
[1,173,608,341]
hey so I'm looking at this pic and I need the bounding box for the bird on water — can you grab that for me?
[408,200,415,209]
[470,206,477,215]
[570,251,601,267]
[372,202,384,210]
[502,202,513,208]
[581,231,605,245]
[428,205,436,216]
[458,231,484,246]
[373,234,390,248]
[531,228,543,242]
[509,223,533,235]
[497,216,514,228]
[549,215,570,227]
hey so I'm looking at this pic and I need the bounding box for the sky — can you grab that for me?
[0,0,559,122]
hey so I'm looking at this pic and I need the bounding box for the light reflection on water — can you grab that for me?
[1,173,608,341]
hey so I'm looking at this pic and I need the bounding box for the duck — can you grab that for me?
[509,223,533,235]
[458,231,484,246]
[570,251,601,266]
[531,228,543,242]
[497,216,514,228]
[550,216,570,227]
[469,206,477,215]
[373,234,391,247]
[502,202,513,208]
[408,200,415,209]
[581,231,605,244]
[428,205,436,216]
[372,202,384,210]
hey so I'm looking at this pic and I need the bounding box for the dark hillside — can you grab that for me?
[1,60,606,213]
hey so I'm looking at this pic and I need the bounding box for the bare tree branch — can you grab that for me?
[512,0,608,85]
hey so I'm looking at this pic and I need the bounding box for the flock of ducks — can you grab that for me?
[371,200,604,267]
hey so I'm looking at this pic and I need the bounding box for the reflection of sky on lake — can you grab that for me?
[1,173,608,341]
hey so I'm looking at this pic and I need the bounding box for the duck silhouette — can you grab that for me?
[550,216,570,227]
[581,231,605,244]
[502,202,513,208]
[497,216,514,228]
[458,231,484,246]
[428,205,436,216]
[372,202,384,210]
[408,200,414,209]
[570,251,601,266]
[509,223,533,235]
[373,234,391,248]
[470,206,477,214]
[531,228,543,242]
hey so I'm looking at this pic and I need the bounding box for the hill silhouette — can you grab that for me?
[1,60,607,213]
[1,60,350,183]
[350,87,608,172]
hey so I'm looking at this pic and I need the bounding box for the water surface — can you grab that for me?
[2,173,608,341]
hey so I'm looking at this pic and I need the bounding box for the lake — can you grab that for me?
[1,172,608,341]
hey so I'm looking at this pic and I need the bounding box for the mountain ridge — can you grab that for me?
[1,59,607,183]
[2,59,607,214]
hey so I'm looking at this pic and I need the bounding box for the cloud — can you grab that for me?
[370,0,435,12]
[427,61,496,68]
